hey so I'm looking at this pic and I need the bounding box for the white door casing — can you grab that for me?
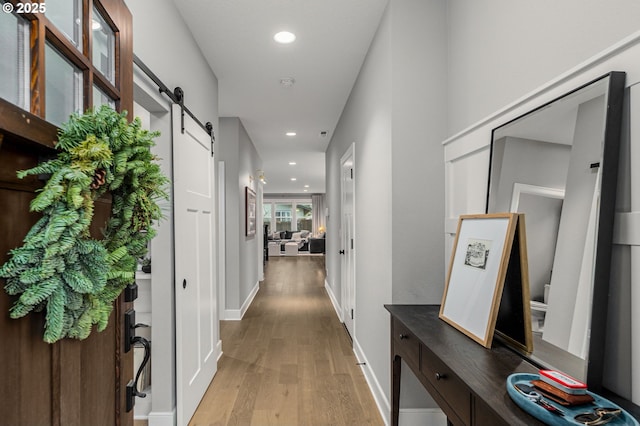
[173,105,218,426]
[341,144,356,339]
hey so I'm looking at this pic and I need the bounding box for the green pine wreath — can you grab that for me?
[0,105,169,343]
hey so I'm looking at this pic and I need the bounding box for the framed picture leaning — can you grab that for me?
[439,213,530,349]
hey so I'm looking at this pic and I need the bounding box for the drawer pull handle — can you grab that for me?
[435,372,445,381]
[399,334,408,340]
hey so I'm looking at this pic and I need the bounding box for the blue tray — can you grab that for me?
[507,373,639,426]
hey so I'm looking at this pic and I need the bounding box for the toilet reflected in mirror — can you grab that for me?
[530,299,547,333]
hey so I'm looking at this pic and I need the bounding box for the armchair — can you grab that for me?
[309,236,325,254]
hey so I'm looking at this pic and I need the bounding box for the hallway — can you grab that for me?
[188,257,383,425]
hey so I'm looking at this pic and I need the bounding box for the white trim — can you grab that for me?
[133,66,171,114]
[224,281,259,320]
[399,408,447,426]
[147,409,176,426]
[353,338,391,426]
[510,183,565,212]
[443,30,640,147]
[218,162,226,326]
[216,340,223,362]
[324,279,343,322]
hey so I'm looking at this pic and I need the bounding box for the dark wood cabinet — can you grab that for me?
[386,305,640,426]
[387,305,546,426]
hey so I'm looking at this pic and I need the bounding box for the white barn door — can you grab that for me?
[173,105,218,425]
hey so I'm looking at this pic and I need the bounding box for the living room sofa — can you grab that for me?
[268,230,311,252]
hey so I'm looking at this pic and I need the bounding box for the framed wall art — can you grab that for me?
[439,213,529,348]
[245,186,256,237]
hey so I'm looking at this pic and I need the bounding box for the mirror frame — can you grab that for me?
[486,71,626,391]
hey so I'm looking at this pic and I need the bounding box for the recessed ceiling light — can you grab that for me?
[304,185,309,188]
[303,189,308,192]
[274,31,296,44]
[290,178,297,181]
[289,162,296,165]
[286,132,296,136]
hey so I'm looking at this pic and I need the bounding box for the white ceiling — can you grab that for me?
[174,0,389,194]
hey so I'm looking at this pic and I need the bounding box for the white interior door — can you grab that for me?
[173,105,218,425]
[341,144,356,338]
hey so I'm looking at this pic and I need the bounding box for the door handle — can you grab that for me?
[339,250,345,255]
[183,279,187,289]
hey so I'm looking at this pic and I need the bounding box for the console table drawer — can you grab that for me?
[474,396,509,426]
[393,318,420,368]
[420,344,470,425]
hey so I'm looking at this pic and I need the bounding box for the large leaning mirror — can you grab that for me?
[487,72,625,390]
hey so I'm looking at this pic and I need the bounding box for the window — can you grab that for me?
[0,8,30,110]
[263,203,272,234]
[92,5,115,84]
[45,42,83,126]
[275,203,292,231]
[296,203,312,231]
[263,199,314,232]
[0,0,124,127]
[93,85,115,108]
[45,0,83,50]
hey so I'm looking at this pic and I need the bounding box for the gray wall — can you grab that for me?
[219,117,263,312]
[445,0,640,404]
[326,0,447,414]
[127,0,218,127]
[489,137,570,212]
[126,0,219,422]
[327,0,640,419]
[446,0,640,136]
[391,0,447,306]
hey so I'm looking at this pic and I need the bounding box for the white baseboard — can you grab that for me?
[224,281,260,320]
[324,279,343,322]
[216,339,223,361]
[353,338,392,426]
[147,409,176,426]
[399,408,446,426]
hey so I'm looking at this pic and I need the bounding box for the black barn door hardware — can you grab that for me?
[206,121,215,156]
[174,87,185,133]
[124,309,151,411]
[133,54,215,141]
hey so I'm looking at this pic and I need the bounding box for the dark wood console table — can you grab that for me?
[385,305,640,426]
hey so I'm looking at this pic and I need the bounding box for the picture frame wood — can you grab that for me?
[495,214,534,354]
[245,186,256,237]
[439,213,529,348]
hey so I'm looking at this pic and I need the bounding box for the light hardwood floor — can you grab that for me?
[188,256,384,426]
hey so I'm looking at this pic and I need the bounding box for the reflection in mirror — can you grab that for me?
[487,72,625,388]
